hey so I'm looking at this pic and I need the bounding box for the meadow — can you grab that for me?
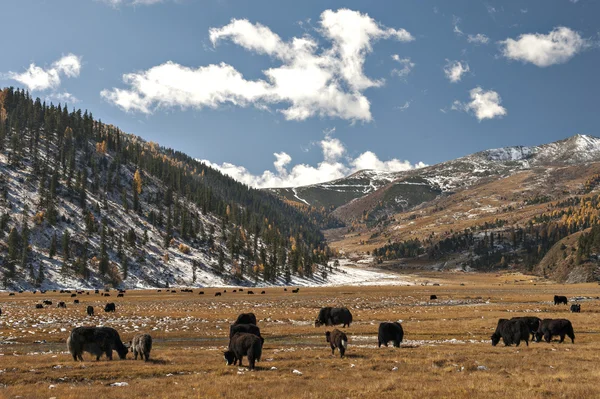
[1,272,599,399]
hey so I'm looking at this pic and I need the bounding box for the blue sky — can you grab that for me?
[1,0,599,187]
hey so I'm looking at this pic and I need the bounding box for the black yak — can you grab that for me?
[234,313,257,325]
[224,332,262,370]
[104,303,116,312]
[67,326,128,361]
[511,316,541,340]
[315,307,352,328]
[215,292,222,297]
[378,322,404,348]
[491,318,530,347]
[87,306,94,316]
[130,333,153,361]
[326,329,348,358]
[571,304,581,313]
[536,319,575,343]
[229,323,264,345]
[430,295,437,300]
[554,295,568,305]
[35,304,44,309]
[57,302,66,308]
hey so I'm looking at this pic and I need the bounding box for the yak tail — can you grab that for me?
[341,339,347,349]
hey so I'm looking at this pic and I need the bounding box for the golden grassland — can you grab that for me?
[1,272,600,398]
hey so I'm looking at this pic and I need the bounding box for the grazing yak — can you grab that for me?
[130,333,153,361]
[117,293,124,298]
[510,316,541,340]
[199,291,204,295]
[261,291,266,295]
[229,323,264,345]
[87,306,94,316]
[215,292,222,297]
[35,304,44,309]
[43,300,52,305]
[326,329,348,358]
[430,295,437,300]
[247,291,254,295]
[491,318,530,347]
[57,302,67,308]
[378,322,404,348]
[315,307,353,328]
[292,288,300,293]
[554,295,568,305]
[536,319,575,344]
[104,303,116,312]
[74,299,79,304]
[234,313,257,325]
[67,326,128,361]
[571,304,581,313]
[224,332,262,370]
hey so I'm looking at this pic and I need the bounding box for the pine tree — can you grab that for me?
[164,207,173,248]
[217,248,225,274]
[8,227,20,261]
[62,230,70,260]
[99,221,109,275]
[49,232,57,258]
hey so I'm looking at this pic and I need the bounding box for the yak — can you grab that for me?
[104,303,116,312]
[510,316,541,340]
[315,307,353,328]
[229,323,264,345]
[234,313,257,325]
[554,295,568,305]
[130,333,153,361]
[224,332,262,370]
[326,329,348,358]
[87,306,94,316]
[67,326,128,361]
[536,319,575,344]
[378,322,404,348]
[571,304,581,313]
[491,318,530,347]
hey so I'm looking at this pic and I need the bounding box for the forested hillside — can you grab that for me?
[0,87,332,290]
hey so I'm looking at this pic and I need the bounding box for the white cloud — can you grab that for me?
[391,55,415,78]
[499,26,589,67]
[46,92,79,104]
[200,132,425,188]
[395,101,411,111]
[451,87,507,121]
[4,54,82,92]
[443,60,470,83]
[101,9,414,121]
[99,0,167,7]
[467,33,490,44]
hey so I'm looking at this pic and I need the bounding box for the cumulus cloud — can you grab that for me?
[467,33,490,44]
[391,55,415,78]
[499,26,589,67]
[101,9,414,122]
[46,92,79,104]
[200,132,425,188]
[3,54,82,92]
[443,60,470,83]
[451,87,507,121]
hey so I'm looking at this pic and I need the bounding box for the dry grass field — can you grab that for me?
[1,272,600,398]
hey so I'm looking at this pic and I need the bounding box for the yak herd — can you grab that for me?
[0,290,584,371]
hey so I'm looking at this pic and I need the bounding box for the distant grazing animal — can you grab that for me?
[571,304,581,313]
[103,293,110,297]
[8,293,15,296]
[86,292,90,295]
[239,288,244,292]
[315,307,353,328]
[104,303,116,312]
[171,290,176,293]
[378,322,404,347]
[117,293,124,298]
[199,291,204,295]
[130,333,153,361]
[510,317,541,340]
[0,308,2,316]
[292,288,299,293]
[536,319,575,344]
[18,290,23,293]
[87,306,94,316]
[67,326,128,361]
[215,292,222,297]
[234,313,257,326]
[43,300,52,305]
[554,295,568,305]
[247,291,254,295]
[326,329,348,358]
[157,290,162,293]
[284,288,287,292]
[35,304,44,309]
[74,299,80,304]
[95,289,99,294]
[491,318,530,347]
[430,295,437,300]
[60,290,65,293]
[224,332,262,370]
[104,288,110,292]
[224,290,227,293]
[261,291,266,295]
[57,302,67,308]
[233,290,237,293]
[229,324,264,345]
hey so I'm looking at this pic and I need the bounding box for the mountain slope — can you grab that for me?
[0,88,334,290]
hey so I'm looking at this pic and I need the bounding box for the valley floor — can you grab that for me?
[0,273,599,398]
